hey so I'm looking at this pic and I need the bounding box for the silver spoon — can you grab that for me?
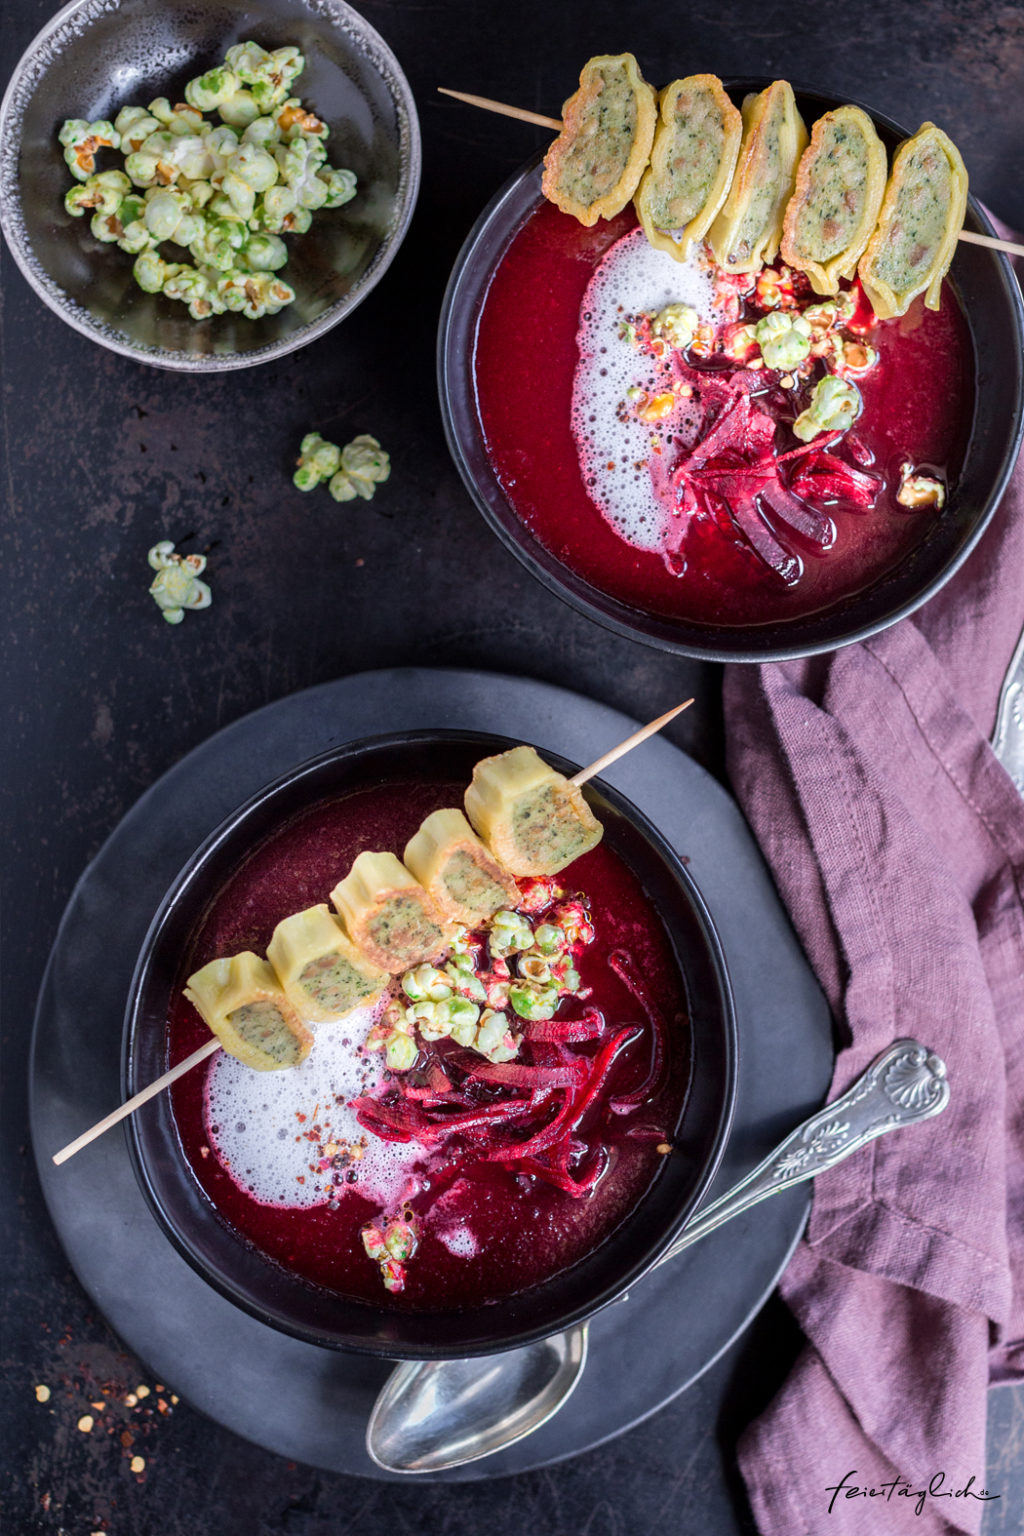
[367,1038,949,1474]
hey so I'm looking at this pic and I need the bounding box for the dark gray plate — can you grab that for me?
[29,667,832,1480]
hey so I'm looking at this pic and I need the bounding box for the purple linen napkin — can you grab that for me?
[725,233,1024,1536]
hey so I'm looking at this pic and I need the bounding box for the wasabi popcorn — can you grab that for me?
[293,433,391,501]
[58,41,358,321]
[147,541,212,624]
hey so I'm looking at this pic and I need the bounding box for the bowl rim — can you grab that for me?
[122,726,738,1359]
[0,0,422,372]
[437,82,1024,663]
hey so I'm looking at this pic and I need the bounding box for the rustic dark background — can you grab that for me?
[4,0,1024,1531]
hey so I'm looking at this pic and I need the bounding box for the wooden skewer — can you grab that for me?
[572,698,693,786]
[957,228,1024,259]
[52,701,693,1166]
[52,1036,220,1166]
[438,87,561,131]
[439,88,1024,262]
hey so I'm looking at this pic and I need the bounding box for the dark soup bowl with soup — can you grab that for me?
[438,83,1024,662]
[125,731,737,1358]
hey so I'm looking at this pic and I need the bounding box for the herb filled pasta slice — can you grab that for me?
[542,53,657,227]
[634,74,742,261]
[781,106,888,296]
[857,122,968,320]
[464,746,603,877]
[267,904,389,1022]
[708,80,808,274]
[184,952,314,1070]
[331,852,449,974]
[403,808,519,928]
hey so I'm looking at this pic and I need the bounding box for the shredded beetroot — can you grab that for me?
[606,949,669,1111]
[469,1060,587,1090]
[524,1009,607,1043]
[570,1025,642,1127]
[656,336,883,580]
[789,450,882,511]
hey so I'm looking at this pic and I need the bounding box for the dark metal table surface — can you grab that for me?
[4,2,1024,1532]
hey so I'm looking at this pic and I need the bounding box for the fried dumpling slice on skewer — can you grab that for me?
[464,746,603,877]
[267,905,389,1023]
[184,952,313,1070]
[542,52,657,227]
[331,852,449,974]
[403,808,519,927]
[708,80,808,274]
[857,122,968,320]
[634,74,742,261]
[781,106,888,295]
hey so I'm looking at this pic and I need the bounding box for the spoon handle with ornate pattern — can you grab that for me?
[657,1039,949,1268]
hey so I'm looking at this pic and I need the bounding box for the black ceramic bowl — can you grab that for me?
[438,83,1024,662]
[124,730,736,1359]
[0,0,420,370]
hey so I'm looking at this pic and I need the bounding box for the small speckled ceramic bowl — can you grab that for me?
[0,0,420,370]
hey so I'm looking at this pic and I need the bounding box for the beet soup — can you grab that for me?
[474,200,973,629]
[167,777,690,1312]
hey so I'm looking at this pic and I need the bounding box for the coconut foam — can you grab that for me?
[204,999,420,1210]
[570,228,719,551]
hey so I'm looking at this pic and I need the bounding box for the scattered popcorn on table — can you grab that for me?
[293,432,390,502]
[147,541,212,624]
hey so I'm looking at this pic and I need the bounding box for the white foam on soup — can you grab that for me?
[203,1000,421,1210]
[438,1224,477,1259]
[570,228,719,551]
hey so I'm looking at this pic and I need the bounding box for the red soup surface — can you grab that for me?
[474,201,974,628]
[168,778,690,1311]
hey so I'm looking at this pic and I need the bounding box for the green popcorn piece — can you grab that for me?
[508,979,559,1022]
[115,109,162,154]
[204,125,241,170]
[143,187,195,243]
[318,165,357,209]
[401,963,452,1003]
[489,910,534,958]
[755,311,812,371]
[474,1009,520,1063]
[385,1031,418,1072]
[225,41,273,84]
[148,98,204,136]
[293,432,342,490]
[216,267,292,319]
[147,540,212,624]
[179,175,215,210]
[276,138,328,209]
[328,436,391,503]
[190,213,249,271]
[275,98,329,145]
[652,303,698,349]
[532,923,567,956]
[132,249,182,293]
[218,170,256,221]
[163,263,225,318]
[60,119,119,180]
[185,67,240,113]
[792,374,863,443]
[251,182,296,232]
[217,90,262,129]
[229,142,279,194]
[242,116,282,150]
[243,233,288,271]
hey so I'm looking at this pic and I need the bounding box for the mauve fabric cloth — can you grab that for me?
[726,236,1024,1536]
